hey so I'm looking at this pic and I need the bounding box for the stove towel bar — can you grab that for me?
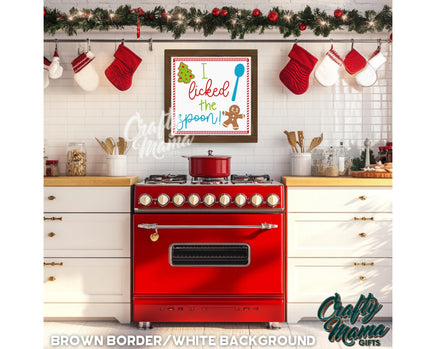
[137,223,278,230]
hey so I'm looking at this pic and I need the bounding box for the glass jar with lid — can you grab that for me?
[45,160,59,177]
[325,146,339,177]
[67,142,87,176]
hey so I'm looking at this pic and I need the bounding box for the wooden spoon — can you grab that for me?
[95,137,110,155]
[105,137,114,155]
[297,131,304,153]
[307,133,324,153]
[284,131,299,153]
[117,137,126,155]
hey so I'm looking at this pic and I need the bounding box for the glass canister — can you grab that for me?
[67,142,87,176]
[325,146,339,177]
[45,160,59,177]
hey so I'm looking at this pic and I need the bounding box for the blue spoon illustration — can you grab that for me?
[231,64,245,101]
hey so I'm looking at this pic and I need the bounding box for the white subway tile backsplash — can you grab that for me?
[44,32,391,180]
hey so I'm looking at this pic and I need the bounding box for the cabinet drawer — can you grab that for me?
[287,213,392,257]
[44,187,131,213]
[44,214,130,257]
[43,258,130,303]
[287,258,392,303]
[286,187,392,212]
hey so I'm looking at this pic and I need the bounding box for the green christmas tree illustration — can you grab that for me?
[178,62,195,83]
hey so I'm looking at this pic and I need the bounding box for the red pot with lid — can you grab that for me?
[183,150,231,178]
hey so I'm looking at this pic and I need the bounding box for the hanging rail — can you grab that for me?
[43,38,390,44]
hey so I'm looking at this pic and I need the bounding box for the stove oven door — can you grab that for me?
[133,213,284,322]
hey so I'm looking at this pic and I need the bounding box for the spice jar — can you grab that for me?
[45,160,59,177]
[325,146,339,177]
[67,142,87,176]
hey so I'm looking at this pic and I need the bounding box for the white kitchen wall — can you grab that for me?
[44,0,392,180]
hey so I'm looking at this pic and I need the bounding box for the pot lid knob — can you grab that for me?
[208,150,213,156]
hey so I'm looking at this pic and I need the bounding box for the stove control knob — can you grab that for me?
[266,194,280,207]
[250,194,263,207]
[219,193,232,207]
[203,194,216,207]
[157,194,170,207]
[188,193,201,207]
[172,193,185,207]
[138,194,152,207]
[235,194,247,207]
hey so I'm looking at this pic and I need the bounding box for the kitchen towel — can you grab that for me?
[71,51,99,92]
[279,44,318,95]
[315,48,344,86]
[355,49,387,87]
[105,44,142,91]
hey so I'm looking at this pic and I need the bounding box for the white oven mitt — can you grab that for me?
[355,50,386,87]
[48,49,63,79]
[71,51,99,91]
[315,48,344,86]
[44,57,51,89]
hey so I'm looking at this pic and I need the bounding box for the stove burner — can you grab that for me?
[144,174,187,184]
[231,174,272,184]
[191,177,229,185]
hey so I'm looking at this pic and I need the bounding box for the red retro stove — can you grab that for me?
[133,174,285,329]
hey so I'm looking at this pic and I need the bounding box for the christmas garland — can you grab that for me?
[44,5,392,39]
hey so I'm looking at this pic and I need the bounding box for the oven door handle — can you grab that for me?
[137,223,278,230]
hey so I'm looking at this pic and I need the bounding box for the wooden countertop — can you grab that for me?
[281,176,392,187]
[44,176,139,187]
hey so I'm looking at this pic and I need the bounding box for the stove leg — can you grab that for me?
[138,322,152,330]
[267,322,281,329]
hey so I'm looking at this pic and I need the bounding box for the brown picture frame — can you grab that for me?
[164,49,258,143]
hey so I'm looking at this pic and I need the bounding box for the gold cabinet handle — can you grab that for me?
[44,216,63,221]
[353,217,374,221]
[48,232,56,237]
[48,195,56,201]
[44,262,63,266]
[359,276,367,281]
[358,195,367,201]
[358,232,367,238]
[354,262,374,266]
[48,276,56,282]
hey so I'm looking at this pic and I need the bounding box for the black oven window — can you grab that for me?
[170,243,250,266]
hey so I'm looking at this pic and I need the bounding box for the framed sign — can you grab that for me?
[164,50,258,143]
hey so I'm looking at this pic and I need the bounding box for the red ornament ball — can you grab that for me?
[149,14,153,19]
[252,9,261,17]
[390,33,392,42]
[57,14,62,18]
[212,8,220,16]
[299,23,306,31]
[44,9,46,16]
[268,11,278,22]
[220,9,228,17]
[334,9,343,18]
[161,12,167,19]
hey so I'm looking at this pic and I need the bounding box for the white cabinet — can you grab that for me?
[286,186,392,324]
[43,186,131,323]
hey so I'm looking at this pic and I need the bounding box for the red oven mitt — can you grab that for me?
[105,43,142,91]
[279,44,318,95]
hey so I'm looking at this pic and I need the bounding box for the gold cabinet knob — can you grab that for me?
[358,195,367,201]
[48,232,56,237]
[44,216,63,221]
[359,276,367,281]
[44,262,63,266]
[48,195,56,201]
[353,217,374,221]
[150,231,159,242]
[359,232,367,238]
[48,276,56,281]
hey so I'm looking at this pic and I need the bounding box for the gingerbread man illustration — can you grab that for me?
[222,104,245,130]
